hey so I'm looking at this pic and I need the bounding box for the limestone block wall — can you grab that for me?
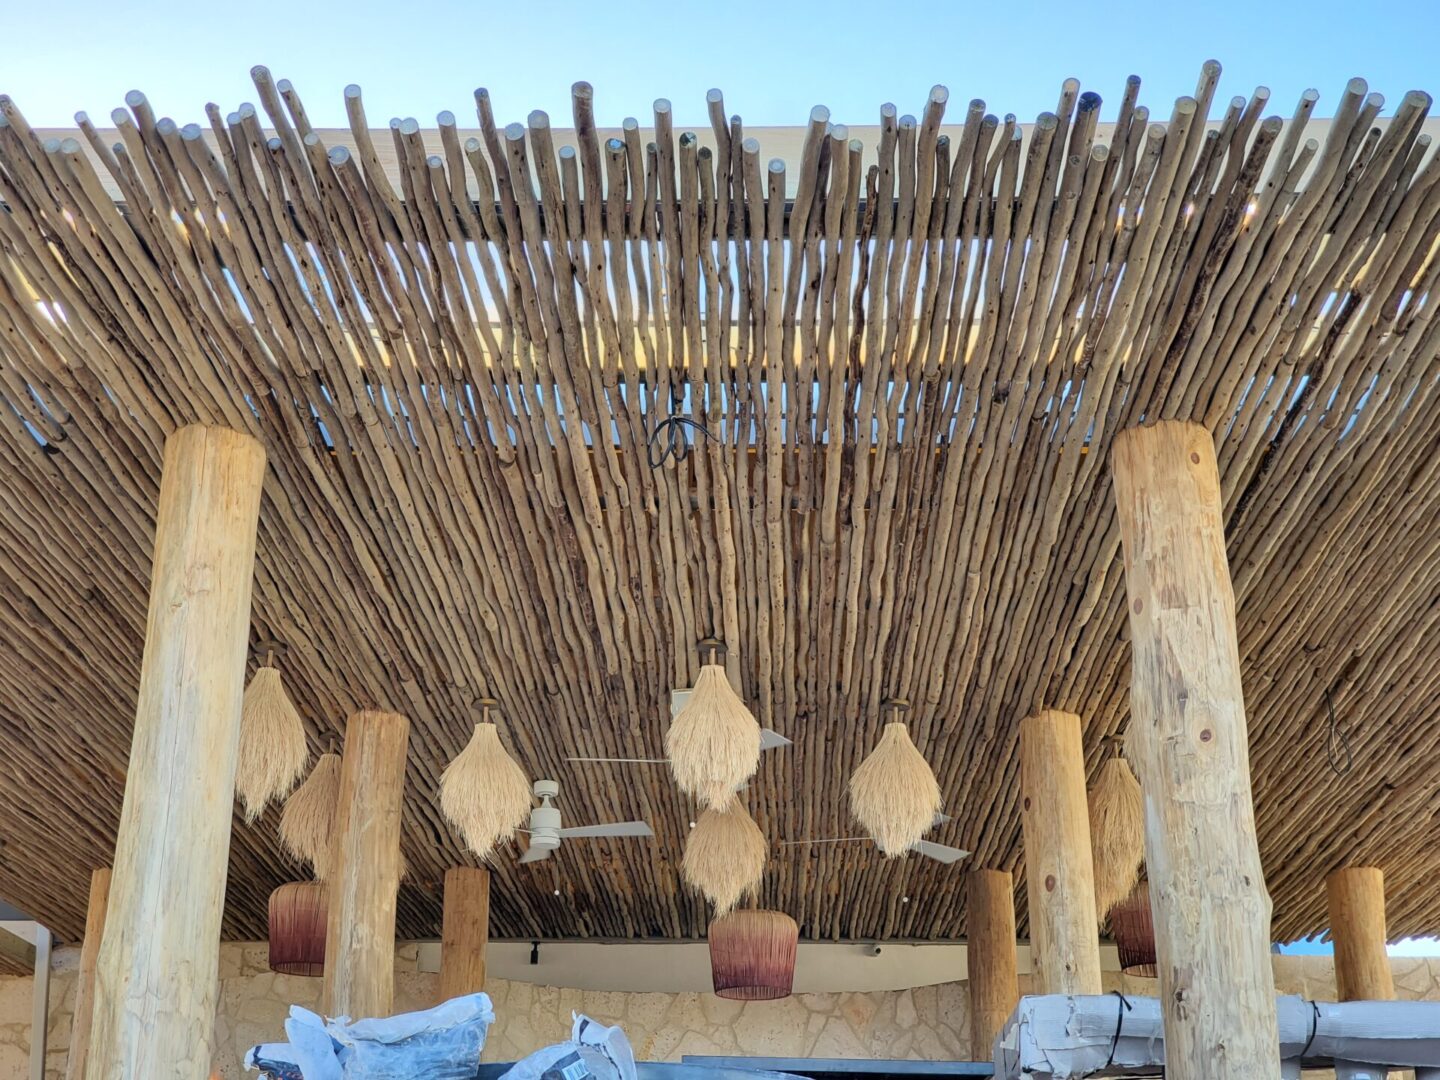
[0,945,1437,1078]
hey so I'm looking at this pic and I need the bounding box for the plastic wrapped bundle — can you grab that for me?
[245,993,494,1079]
[500,1014,637,1080]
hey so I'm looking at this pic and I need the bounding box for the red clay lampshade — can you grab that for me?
[709,909,799,1000]
[1111,880,1157,978]
[268,882,328,977]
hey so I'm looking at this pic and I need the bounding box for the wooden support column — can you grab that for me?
[323,710,410,1020]
[1113,420,1278,1078]
[88,425,264,1080]
[1019,708,1102,995]
[1327,867,1394,1001]
[967,869,1019,1060]
[439,867,491,1001]
[66,868,110,1080]
[30,926,50,1080]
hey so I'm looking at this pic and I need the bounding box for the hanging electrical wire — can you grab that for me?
[646,414,714,468]
[1324,688,1353,777]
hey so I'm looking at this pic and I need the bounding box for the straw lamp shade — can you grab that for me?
[279,752,342,879]
[682,795,767,915]
[1088,747,1144,921]
[440,701,532,860]
[268,881,327,977]
[709,909,799,1000]
[236,658,309,822]
[848,703,941,856]
[1111,880,1157,978]
[666,640,761,810]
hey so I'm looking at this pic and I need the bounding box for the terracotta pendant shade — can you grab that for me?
[268,882,328,977]
[1110,880,1157,978]
[709,909,799,1000]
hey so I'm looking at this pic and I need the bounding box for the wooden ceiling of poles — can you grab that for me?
[0,62,1436,946]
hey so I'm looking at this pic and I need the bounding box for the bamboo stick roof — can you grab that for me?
[0,63,1436,946]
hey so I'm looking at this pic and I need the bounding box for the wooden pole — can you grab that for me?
[438,867,491,1001]
[1019,708,1102,995]
[323,710,410,1019]
[1327,867,1394,1001]
[30,926,50,1080]
[966,868,1019,1060]
[66,869,110,1080]
[87,425,264,1080]
[1113,419,1279,1078]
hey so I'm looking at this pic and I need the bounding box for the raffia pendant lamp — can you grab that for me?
[1111,880,1157,977]
[666,639,761,810]
[1088,739,1144,922]
[709,909,799,1000]
[849,701,941,856]
[268,881,327,977]
[682,794,767,915]
[440,699,532,860]
[279,750,342,879]
[236,641,309,822]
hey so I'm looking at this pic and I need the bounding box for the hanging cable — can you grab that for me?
[1104,990,1133,1068]
[1324,687,1352,777]
[646,414,714,468]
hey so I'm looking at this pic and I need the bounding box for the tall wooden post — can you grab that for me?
[30,926,50,1080]
[323,710,409,1019]
[66,868,111,1080]
[439,867,491,1001]
[1019,708,1102,995]
[1113,419,1278,1078]
[1327,867,1394,1001]
[87,425,264,1079]
[967,869,1019,1060]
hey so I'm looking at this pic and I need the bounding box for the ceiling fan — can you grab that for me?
[566,688,792,764]
[518,779,654,864]
[780,813,970,865]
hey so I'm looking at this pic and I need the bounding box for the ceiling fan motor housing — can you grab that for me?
[530,779,563,850]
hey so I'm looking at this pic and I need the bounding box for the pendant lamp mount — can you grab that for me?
[697,638,727,666]
[254,637,289,667]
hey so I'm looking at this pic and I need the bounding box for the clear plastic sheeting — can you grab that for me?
[995,994,1440,1078]
[500,1014,639,1080]
[245,992,494,1079]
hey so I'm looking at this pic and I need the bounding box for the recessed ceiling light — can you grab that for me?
[901,896,910,904]
[553,889,560,896]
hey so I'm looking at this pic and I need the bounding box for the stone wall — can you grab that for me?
[1,946,1437,1078]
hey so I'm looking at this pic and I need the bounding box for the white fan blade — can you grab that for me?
[759,729,792,751]
[911,839,969,865]
[932,811,951,827]
[558,821,654,839]
[567,756,668,764]
[518,845,552,864]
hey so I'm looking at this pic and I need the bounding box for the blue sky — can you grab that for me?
[1279,937,1440,956]
[5,0,1440,129]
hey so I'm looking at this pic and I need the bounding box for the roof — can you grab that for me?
[0,64,1436,945]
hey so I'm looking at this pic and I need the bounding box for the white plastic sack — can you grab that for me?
[499,1013,637,1080]
[246,993,494,1079]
